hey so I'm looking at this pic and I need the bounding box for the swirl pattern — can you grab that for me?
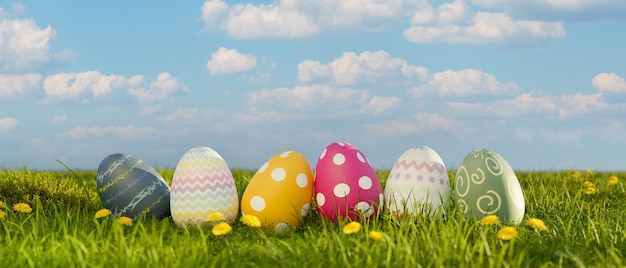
[455,166,470,197]
[471,168,486,185]
[475,190,502,215]
[485,156,503,176]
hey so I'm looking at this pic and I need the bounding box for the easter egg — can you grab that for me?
[96,153,171,219]
[455,149,525,223]
[240,151,314,233]
[384,146,450,219]
[170,146,239,227]
[314,142,383,222]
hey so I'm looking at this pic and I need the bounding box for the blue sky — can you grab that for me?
[1,0,626,171]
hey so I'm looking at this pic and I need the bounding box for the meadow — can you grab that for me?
[0,168,624,267]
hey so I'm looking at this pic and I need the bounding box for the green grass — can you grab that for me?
[0,169,625,267]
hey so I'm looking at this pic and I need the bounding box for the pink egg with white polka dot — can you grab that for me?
[314,142,383,222]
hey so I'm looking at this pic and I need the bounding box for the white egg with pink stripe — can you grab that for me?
[384,146,450,219]
[314,142,383,222]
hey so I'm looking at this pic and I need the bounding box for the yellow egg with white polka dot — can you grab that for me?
[240,151,314,233]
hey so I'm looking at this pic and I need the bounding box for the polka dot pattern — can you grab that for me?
[241,151,314,230]
[319,148,327,160]
[296,173,308,188]
[314,141,383,222]
[271,168,286,182]
[301,203,310,217]
[356,152,366,163]
[316,193,325,206]
[258,162,269,173]
[250,196,265,212]
[333,183,350,198]
[358,176,372,190]
[333,153,345,165]
[355,202,374,217]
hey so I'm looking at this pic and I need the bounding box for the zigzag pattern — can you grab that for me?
[393,159,446,174]
[173,173,232,186]
[171,203,238,217]
[176,158,224,170]
[171,183,237,201]
[170,152,239,224]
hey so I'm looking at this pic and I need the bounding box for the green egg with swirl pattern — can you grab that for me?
[455,149,525,224]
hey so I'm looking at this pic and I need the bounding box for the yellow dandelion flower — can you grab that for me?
[343,221,362,235]
[585,187,597,195]
[240,215,261,227]
[525,218,548,231]
[0,210,5,219]
[13,203,32,213]
[479,215,501,226]
[212,222,232,236]
[117,216,133,226]
[207,212,225,222]
[608,176,619,186]
[368,231,385,242]
[94,208,112,219]
[0,201,5,208]
[585,169,593,176]
[571,171,582,179]
[583,181,594,188]
[497,226,518,240]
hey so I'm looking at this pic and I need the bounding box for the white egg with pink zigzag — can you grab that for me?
[384,146,450,219]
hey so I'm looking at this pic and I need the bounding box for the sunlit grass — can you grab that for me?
[0,169,624,267]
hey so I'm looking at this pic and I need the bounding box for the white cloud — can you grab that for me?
[0,117,18,132]
[43,71,143,100]
[200,0,568,45]
[200,0,417,39]
[127,72,189,104]
[297,50,429,85]
[159,107,202,123]
[232,110,302,124]
[248,85,369,111]
[0,9,73,71]
[592,72,626,93]
[247,85,402,119]
[413,113,460,130]
[140,104,163,115]
[201,0,319,38]
[412,69,519,97]
[472,0,626,15]
[52,114,67,124]
[157,107,232,132]
[366,96,402,116]
[0,73,41,99]
[206,47,257,75]
[43,71,187,104]
[404,0,565,45]
[58,125,156,140]
[450,92,603,118]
